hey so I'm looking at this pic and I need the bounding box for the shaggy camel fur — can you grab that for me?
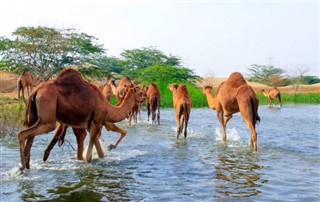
[168,84,191,138]
[18,68,146,171]
[145,83,161,124]
[202,72,260,151]
[260,87,282,106]
[17,71,33,101]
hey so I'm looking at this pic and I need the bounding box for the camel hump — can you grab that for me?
[55,68,85,85]
[227,72,247,87]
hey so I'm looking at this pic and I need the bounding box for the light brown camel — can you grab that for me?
[17,71,33,101]
[145,82,161,124]
[102,77,117,102]
[168,84,192,138]
[202,72,260,151]
[18,68,146,171]
[260,87,282,106]
[115,75,133,103]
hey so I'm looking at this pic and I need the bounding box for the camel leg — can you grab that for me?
[157,107,160,125]
[105,122,127,150]
[86,125,103,163]
[184,114,189,138]
[71,128,87,160]
[18,121,55,170]
[24,136,35,169]
[175,113,181,139]
[43,124,67,162]
[147,102,151,121]
[244,120,257,151]
[217,111,227,144]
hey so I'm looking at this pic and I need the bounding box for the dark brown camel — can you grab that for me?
[18,68,146,171]
[17,71,33,101]
[168,83,192,138]
[202,72,260,151]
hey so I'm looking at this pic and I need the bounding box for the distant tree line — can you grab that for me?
[247,64,319,86]
[0,26,199,84]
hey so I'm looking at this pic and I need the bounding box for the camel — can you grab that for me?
[42,81,147,161]
[115,75,133,103]
[145,82,161,124]
[260,87,282,106]
[18,68,146,171]
[102,77,117,102]
[17,71,33,101]
[168,84,192,138]
[202,72,260,151]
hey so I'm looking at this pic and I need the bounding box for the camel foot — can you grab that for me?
[108,144,116,151]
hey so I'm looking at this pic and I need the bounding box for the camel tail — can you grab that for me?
[23,93,38,127]
[250,96,260,126]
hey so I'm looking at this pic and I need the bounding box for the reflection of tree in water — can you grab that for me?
[213,150,266,199]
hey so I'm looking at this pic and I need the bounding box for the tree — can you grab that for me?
[120,46,182,71]
[88,56,125,74]
[0,26,104,80]
[133,64,200,84]
[247,64,285,86]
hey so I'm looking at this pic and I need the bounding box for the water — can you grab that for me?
[1,105,319,201]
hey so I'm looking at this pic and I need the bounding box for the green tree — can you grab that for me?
[88,56,125,74]
[0,26,104,80]
[133,64,200,84]
[120,46,182,71]
[247,64,285,86]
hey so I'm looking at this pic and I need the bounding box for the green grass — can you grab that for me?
[257,93,320,105]
[0,96,25,136]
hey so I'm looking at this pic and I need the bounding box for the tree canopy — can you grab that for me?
[0,26,104,80]
[247,64,285,86]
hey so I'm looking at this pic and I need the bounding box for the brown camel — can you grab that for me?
[115,75,133,103]
[17,71,33,101]
[145,82,161,124]
[43,82,146,161]
[260,87,282,106]
[202,72,260,151]
[18,68,146,171]
[168,83,192,138]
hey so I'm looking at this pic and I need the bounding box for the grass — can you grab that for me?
[0,96,25,136]
[256,93,320,105]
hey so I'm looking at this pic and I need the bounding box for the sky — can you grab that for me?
[1,0,319,77]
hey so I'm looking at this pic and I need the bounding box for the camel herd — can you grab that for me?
[15,68,281,171]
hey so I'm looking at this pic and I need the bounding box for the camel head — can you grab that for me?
[123,84,147,103]
[168,83,179,92]
[202,85,213,95]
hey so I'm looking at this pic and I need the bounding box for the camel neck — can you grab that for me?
[205,91,216,109]
[104,91,135,122]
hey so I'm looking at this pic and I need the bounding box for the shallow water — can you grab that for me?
[1,105,319,201]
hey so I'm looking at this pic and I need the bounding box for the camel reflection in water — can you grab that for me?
[213,150,266,199]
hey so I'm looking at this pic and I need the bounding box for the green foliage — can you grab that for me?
[300,75,320,84]
[120,46,182,71]
[257,93,320,105]
[88,56,125,74]
[155,81,207,108]
[247,64,285,86]
[0,26,104,80]
[130,64,200,84]
[0,97,25,136]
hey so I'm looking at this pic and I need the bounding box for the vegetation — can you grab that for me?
[0,97,25,136]
[0,26,105,80]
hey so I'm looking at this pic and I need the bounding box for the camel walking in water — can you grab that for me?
[260,87,282,106]
[102,76,117,102]
[17,71,33,101]
[19,68,146,171]
[42,84,146,162]
[144,82,161,124]
[168,84,191,138]
[202,72,260,151]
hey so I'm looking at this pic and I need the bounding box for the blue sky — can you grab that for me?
[1,0,319,77]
